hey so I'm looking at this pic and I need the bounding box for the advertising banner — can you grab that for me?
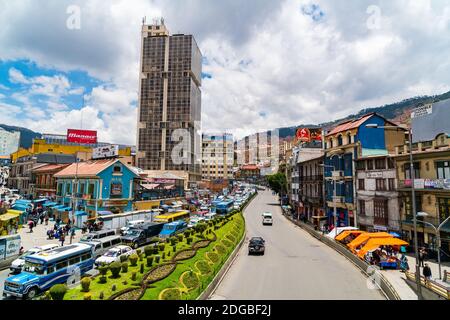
[67,129,97,144]
[296,128,322,142]
[93,145,119,159]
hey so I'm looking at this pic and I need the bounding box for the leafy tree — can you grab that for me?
[267,172,287,195]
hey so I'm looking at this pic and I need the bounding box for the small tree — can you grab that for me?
[177,234,184,242]
[120,255,128,263]
[121,262,129,273]
[80,277,91,292]
[109,262,122,278]
[158,243,165,251]
[49,284,67,300]
[131,272,137,281]
[140,263,144,274]
[146,256,154,267]
[144,245,153,257]
[129,253,139,266]
[155,255,161,264]
[83,293,92,300]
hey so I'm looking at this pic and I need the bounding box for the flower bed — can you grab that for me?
[180,271,199,290]
[143,263,177,284]
[159,288,181,300]
[112,287,144,300]
[206,252,219,264]
[195,260,212,275]
[173,249,197,262]
[192,240,211,249]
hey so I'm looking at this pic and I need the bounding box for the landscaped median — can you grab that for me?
[42,210,246,300]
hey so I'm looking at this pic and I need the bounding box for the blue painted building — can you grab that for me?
[54,159,140,220]
[324,113,404,227]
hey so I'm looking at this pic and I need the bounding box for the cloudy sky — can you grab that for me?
[0,0,449,144]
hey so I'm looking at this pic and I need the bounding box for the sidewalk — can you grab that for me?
[17,221,83,250]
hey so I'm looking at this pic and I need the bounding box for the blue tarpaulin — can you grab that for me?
[57,206,72,212]
[75,211,87,216]
[43,202,57,207]
[389,232,401,238]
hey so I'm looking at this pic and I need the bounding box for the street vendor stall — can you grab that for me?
[0,212,20,235]
[347,232,393,253]
[335,230,366,244]
[358,237,409,269]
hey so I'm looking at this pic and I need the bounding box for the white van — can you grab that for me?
[83,235,123,258]
[262,212,273,226]
[10,243,59,274]
[120,220,146,235]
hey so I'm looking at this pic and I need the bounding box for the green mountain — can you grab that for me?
[0,124,41,149]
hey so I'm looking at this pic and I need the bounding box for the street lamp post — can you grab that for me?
[320,163,343,231]
[416,212,450,280]
[366,124,423,299]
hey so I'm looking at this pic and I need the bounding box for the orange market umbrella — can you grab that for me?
[347,232,393,252]
[357,238,409,258]
[335,230,366,242]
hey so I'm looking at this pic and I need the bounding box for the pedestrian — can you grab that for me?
[418,248,425,267]
[70,228,75,244]
[28,220,34,233]
[423,263,432,285]
[39,213,44,225]
[44,213,49,226]
[60,232,65,247]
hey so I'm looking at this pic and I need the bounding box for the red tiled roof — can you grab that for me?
[326,113,374,137]
[32,164,70,173]
[54,159,119,177]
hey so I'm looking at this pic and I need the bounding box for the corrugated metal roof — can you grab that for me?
[54,159,119,177]
[326,113,374,137]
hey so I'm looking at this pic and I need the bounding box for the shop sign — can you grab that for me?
[103,200,128,207]
[411,104,432,119]
[67,129,97,144]
[374,225,388,231]
[110,183,122,196]
[93,145,119,159]
[414,179,425,189]
[147,178,176,184]
[367,172,383,178]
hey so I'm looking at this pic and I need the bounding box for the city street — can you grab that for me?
[209,189,385,300]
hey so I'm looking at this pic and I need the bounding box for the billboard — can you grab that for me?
[67,129,97,144]
[411,99,450,143]
[296,128,322,142]
[93,145,119,159]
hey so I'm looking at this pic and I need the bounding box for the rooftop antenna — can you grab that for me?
[142,16,146,25]
[161,17,165,25]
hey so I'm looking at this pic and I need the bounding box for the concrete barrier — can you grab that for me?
[283,214,401,300]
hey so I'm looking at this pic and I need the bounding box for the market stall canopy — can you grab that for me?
[57,206,72,212]
[389,232,401,238]
[43,202,58,207]
[164,185,175,190]
[97,211,113,216]
[141,183,160,190]
[0,213,20,221]
[357,238,409,258]
[335,230,366,242]
[326,226,358,239]
[6,210,22,216]
[347,232,393,251]
[75,211,87,216]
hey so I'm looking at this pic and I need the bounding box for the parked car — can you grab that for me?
[262,212,273,226]
[10,244,59,274]
[94,245,135,267]
[159,220,187,239]
[83,235,122,258]
[248,237,265,255]
[121,222,165,249]
[120,220,146,236]
[80,229,117,243]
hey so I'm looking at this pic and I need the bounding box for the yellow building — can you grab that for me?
[394,133,450,255]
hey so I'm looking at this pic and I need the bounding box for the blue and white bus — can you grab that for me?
[3,243,94,299]
[216,200,234,214]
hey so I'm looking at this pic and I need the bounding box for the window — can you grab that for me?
[374,199,388,225]
[359,200,366,216]
[56,260,68,271]
[80,183,85,195]
[436,161,450,179]
[376,179,386,191]
[81,253,91,261]
[388,178,395,191]
[65,183,71,195]
[404,162,420,179]
[347,133,352,145]
[356,161,366,170]
[404,195,422,217]
[110,183,123,198]
[358,179,365,190]
[375,159,386,170]
[338,135,343,146]
[113,165,122,173]
[88,183,96,199]
[69,255,81,265]
[367,160,374,170]
[437,198,450,222]
[387,158,395,169]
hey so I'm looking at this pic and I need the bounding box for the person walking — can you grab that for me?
[44,213,49,226]
[60,232,66,247]
[423,263,432,285]
[69,228,75,244]
[418,248,425,267]
[28,220,34,233]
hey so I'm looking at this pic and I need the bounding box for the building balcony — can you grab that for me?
[398,179,450,191]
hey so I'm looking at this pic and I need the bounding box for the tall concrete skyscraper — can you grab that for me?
[136,19,202,185]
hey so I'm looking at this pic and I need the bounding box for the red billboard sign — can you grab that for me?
[296,128,322,142]
[67,129,97,144]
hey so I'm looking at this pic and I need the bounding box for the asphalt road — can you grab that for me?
[209,189,385,300]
